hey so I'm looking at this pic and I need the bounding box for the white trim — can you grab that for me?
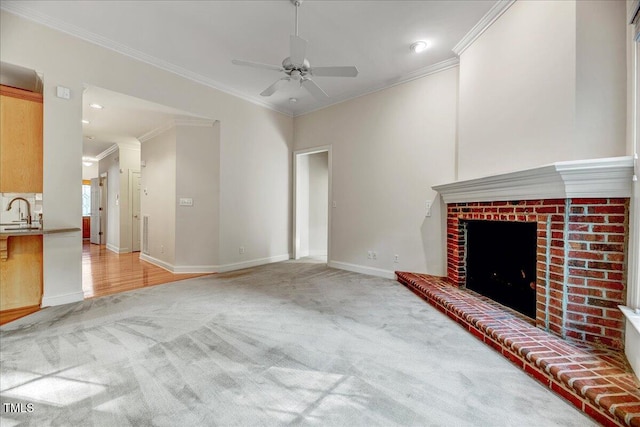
[452,0,516,56]
[138,118,217,143]
[217,254,291,273]
[106,243,129,254]
[140,252,289,273]
[139,253,174,272]
[293,146,332,261]
[433,156,634,204]
[96,144,118,161]
[328,261,396,280]
[172,265,217,274]
[620,305,640,334]
[41,291,84,307]
[295,58,459,118]
[0,3,292,117]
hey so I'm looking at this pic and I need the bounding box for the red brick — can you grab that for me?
[593,225,626,234]
[607,215,626,224]
[588,205,627,214]
[568,250,604,260]
[569,215,606,223]
[571,198,608,205]
[588,261,624,271]
[584,403,621,427]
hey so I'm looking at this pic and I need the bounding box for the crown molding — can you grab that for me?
[452,0,516,56]
[433,156,634,204]
[137,118,216,143]
[295,57,459,118]
[0,3,292,117]
[96,144,118,160]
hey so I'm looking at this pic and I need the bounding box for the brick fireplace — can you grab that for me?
[433,157,634,351]
[446,197,629,349]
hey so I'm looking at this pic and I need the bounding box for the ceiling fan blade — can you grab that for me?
[260,78,290,97]
[290,35,307,66]
[311,66,359,78]
[232,59,283,72]
[301,78,328,100]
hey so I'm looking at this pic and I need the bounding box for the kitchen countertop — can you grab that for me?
[0,226,81,236]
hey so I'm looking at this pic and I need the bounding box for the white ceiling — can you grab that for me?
[4,0,499,160]
[82,85,205,158]
[3,0,497,117]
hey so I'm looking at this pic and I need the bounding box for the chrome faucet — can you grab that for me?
[7,197,32,225]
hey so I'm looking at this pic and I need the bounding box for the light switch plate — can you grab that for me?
[56,86,70,99]
[179,198,193,207]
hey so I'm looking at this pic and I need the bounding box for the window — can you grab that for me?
[82,184,91,216]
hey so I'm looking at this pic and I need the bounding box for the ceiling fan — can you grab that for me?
[232,0,358,100]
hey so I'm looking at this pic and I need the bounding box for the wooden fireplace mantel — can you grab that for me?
[433,156,634,204]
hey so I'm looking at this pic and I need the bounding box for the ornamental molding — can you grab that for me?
[433,156,634,204]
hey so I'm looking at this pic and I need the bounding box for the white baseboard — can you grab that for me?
[41,291,84,307]
[173,265,217,274]
[327,261,397,280]
[139,253,175,272]
[217,254,291,273]
[106,244,130,254]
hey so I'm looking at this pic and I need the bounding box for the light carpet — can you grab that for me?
[0,261,594,426]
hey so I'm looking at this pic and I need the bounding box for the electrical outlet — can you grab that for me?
[425,201,432,217]
[239,246,245,255]
[394,254,399,263]
[367,251,373,259]
[372,251,377,260]
[160,245,164,254]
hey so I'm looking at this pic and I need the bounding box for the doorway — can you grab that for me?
[130,170,141,252]
[293,147,331,261]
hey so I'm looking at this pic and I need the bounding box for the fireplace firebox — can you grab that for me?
[465,220,537,318]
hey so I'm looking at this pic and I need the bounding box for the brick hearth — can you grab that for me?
[447,198,629,350]
[396,272,640,427]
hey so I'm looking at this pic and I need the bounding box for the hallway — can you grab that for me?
[82,242,209,298]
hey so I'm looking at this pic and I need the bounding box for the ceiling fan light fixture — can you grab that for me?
[410,41,429,53]
[89,103,104,109]
[82,119,90,124]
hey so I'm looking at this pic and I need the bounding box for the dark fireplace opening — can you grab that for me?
[465,220,537,319]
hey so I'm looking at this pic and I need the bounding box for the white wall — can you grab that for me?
[175,122,220,270]
[294,67,458,277]
[141,127,176,266]
[308,151,328,256]
[457,0,627,180]
[576,0,627,159]
[0,10,292,304]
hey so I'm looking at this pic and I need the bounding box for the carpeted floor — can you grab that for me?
[1,261,594,426]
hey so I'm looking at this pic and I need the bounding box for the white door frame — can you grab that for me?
[293,145,332,261]
[129,169,141,252]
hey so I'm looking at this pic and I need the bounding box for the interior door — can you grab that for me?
[89,177,100,244]
[131,171,141,252]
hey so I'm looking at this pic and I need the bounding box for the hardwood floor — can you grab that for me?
[83,242,210,298]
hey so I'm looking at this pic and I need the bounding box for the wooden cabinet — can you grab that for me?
[0,85,43,193]
[0,235,43,315]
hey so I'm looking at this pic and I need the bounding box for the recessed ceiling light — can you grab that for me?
[86,136,95,140]
[289,98,297,103]
[82,119,90,124]
[410,41,429,53]
[89,103,104,109]
[82,161,93,167]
